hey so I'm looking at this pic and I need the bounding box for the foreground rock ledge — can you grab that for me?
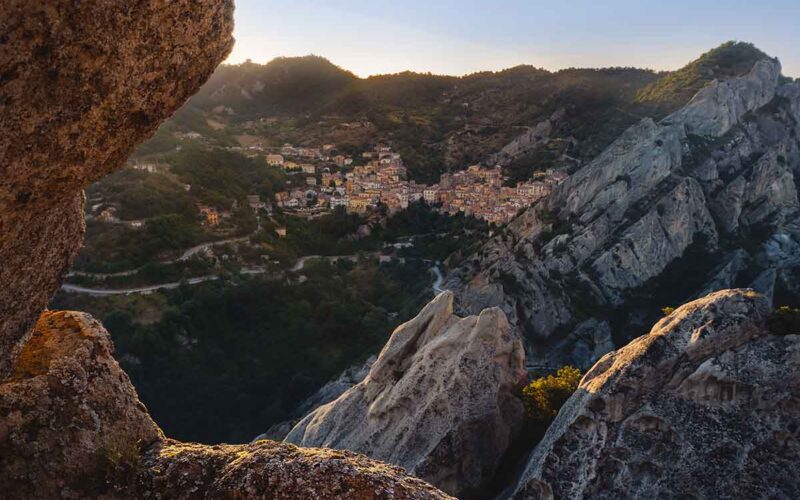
[511,289,800,499]
[0,311,452,499]
[286,291,527,497]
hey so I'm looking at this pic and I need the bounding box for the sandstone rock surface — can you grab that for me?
[143,439,452,500]
[511,289,800,499]
[0,0,235,375]
[286,291,527,497]
[0,311,163,498]
[0,311,453,499]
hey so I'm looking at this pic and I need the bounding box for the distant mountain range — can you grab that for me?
[169,42,784,184]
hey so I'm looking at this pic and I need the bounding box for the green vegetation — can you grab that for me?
[88,169,195,220]
[74,216,210,273]
[522,366,583,423]
[133,104,237,157]
[637,41,770,107]
[769,306,800,336]
[661,306,676,316]
[52,258,434,444]
[488,365,583,495]
[168,145,285,209]
[192,56,358,118]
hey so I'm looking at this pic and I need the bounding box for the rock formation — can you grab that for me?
[0,2,451,498]
[286,291,527,497]
[0,0,236,376]
[447,53,800,370]
[0,311,452,499]
[258,355,376,441]
[510,289,800,499]
[0,311,163,497]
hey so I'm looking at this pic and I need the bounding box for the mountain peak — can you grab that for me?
[636,41,776,106]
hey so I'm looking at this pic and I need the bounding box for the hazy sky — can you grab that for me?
[228,0,800,77]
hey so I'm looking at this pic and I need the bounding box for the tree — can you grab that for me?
[769,306,800,336]
[522,365,582,423]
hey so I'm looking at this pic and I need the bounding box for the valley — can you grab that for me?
[5,7,799,496]
[49,42,800,456]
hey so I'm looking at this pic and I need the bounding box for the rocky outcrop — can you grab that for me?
[258,355,376,441]
[0,311,452,499]
[0,311,163,498]
[488,109,564,167]
[142,439,450,500]
[286,291,527,497]
[447,53,800,370]
[510,289,800,499]
[0,2,451,498]
[0,0,235,375]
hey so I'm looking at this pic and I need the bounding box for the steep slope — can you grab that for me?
[286,291,527,497]
[185,58,662,182]
[636,41,772,109]
[510,289,800,499]
[191,55,359,116]
[446,54,800,370]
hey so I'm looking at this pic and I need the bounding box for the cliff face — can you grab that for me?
[286,291,527,497]
[447,57,800,370]
[0,2,451,498]
[0,0,236,376]
[511,289,800,499]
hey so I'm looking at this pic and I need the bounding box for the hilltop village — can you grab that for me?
[270,143,567,224]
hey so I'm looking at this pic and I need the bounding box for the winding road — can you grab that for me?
[431,263,445,294]
[61,275,221,296]
[62,231,446,296]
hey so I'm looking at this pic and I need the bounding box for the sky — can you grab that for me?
[227,0,800,78]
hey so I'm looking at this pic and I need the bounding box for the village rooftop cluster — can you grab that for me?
[271,144,567,224]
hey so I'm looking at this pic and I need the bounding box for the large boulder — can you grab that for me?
[286,291,527,497]
[0,0,235,375]
[511,289,800,499]
[0,311,162,498]
[0,311,453,499]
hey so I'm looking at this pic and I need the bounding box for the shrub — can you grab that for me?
[661,306,676,316]
[769,306,800,336]
[522,365,582,423]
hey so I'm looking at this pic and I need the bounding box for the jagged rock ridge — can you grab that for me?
[511,289,800,499]
[447,55,800,370]
[286,291,527,497]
